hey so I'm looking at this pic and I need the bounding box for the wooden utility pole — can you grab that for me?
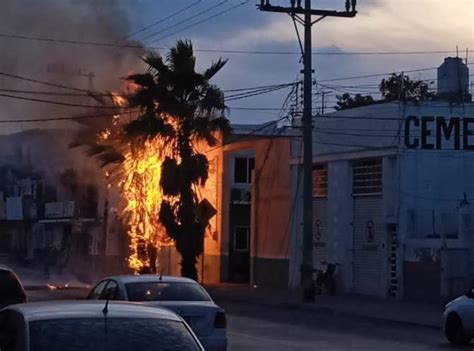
[258,0,356,302]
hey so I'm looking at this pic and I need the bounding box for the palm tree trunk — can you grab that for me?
[180,254,198,281]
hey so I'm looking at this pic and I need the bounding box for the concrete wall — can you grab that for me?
[327,160,354,293]
[220,137,291,287]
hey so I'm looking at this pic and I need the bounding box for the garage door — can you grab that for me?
[353,196,384,296]
[313,198,328,269]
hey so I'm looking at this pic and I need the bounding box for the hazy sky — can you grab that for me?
[126,0,473,124]
[0,0,472,129]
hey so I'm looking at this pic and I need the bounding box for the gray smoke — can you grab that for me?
[0,0,146,134]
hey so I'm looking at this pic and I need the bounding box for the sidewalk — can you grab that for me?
[205,284,443,329]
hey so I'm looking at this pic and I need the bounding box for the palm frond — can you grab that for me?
[98,151,125,167]
[198,85,226,114]
[126,73,155,89]
[203,58,228,80]
[123,110,175,141]
[167,40,196,74]
[209,116,232,138]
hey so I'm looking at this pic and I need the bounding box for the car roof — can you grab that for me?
[5,301,182,322]
[105,274,198,285]
[0,265,13,272]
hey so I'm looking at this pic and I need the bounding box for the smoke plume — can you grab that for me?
[0,0,145,134]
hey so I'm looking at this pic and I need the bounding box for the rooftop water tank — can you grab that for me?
[437,57,471,102]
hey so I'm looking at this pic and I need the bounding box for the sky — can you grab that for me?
[0,0,472,129]
[128,0,473,124]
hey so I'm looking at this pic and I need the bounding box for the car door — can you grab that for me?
[87,280,108,300]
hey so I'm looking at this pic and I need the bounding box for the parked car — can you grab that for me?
[0,265,27,309]
[87,275,227,351]
[443,288,474,345]
[0,300,203,351]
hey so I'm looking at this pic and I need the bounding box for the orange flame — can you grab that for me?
[121,138,173,272]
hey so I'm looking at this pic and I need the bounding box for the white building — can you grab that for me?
[290,58,474,302]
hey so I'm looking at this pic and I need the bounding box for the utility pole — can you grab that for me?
[258,1,356,301]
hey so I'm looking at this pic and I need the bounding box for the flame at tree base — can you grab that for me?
[121,138,173,273]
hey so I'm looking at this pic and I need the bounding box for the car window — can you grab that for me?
[29,318,201,351]
[88,280,108,300]
[125,282,211,302]
[0,270,25,305]
[100,280,118,300]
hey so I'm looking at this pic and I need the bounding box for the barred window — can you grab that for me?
[313,164,328,197]
[352,159,382,195]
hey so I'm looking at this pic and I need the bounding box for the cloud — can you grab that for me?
[226,0,473,51]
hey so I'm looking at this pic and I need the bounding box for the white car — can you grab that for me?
[443,289,474,345]
[87,275,227,351]
[0,300,203,351]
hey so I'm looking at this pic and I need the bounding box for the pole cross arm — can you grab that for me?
[257,4,357,18]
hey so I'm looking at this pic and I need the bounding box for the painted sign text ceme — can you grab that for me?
[404,116,474,150]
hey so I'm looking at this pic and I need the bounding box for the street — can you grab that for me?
[27,289,465,351]
[219,302,463,351]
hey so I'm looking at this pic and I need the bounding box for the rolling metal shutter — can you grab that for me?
[313,198,328,269]
[353,196,383,296]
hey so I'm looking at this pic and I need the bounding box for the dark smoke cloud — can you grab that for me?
[0,0,145,133]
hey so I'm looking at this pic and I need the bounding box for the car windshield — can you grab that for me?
[29,318,200,351]
[125,282,210,302]
[0,270,24,302]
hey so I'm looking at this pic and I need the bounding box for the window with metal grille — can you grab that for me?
[352,159,382,195]
[312,164,328,197]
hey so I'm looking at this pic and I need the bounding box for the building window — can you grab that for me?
[234,227,249,251]
[352,159,382,195]
[234,157,255,184]
[313,164,328,197]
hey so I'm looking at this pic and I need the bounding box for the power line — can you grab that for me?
[0,32,469,57]
[147,0,251,45]
[120,0,202,41]
[223,82,295,92]
[140,0,229,42]
[319,63,474,82]
[0,73,294,96]
[0,89,109,97]
[0,71,93,93]
[0,93,124,109]
[224,84,295,101]
[0,110,139,123]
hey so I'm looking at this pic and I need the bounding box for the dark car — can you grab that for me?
[0,300,204,351]
[0,266,26,309]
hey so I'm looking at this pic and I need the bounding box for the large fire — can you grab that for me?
[104,93,175,273]
[121,138,172,272]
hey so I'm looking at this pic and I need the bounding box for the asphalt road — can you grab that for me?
[26,289,468,350]
[219,301,465,351]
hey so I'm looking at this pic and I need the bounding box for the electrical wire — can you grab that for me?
[0,110,139,123]
[140,0,229,42]
[0,93,125,109]
[120,0,202,41]
[319,63,474,82]
[146,0,251,45]
[0,71,94,93]
[0,32,468,56]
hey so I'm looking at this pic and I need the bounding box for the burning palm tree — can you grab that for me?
[78,40,231,280]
